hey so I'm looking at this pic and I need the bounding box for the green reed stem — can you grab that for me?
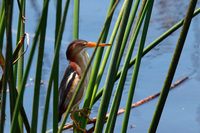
[4,0,16,122]
[41,0,70,132]
[122,0,154,132]
[15,0,25,131]
[58,1,119,132]
[130,0,147,39]
[79,0,116,130]
[72,0,80,132]
[89,1,125,107]
[104,0,143,132]
[53,0,62,132]
[0,76,6,133]
[30,1,49,133]
[73,0,79,40]
[148,0,197,132]
[4,0,22,132]
[0,2,5,50]
[10,0,51,132]
[94,0,133,132]
[115,0,141,70]
[0,1,4,16]
[94,7,200,105]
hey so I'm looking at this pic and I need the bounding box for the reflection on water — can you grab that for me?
[154,0,186,30]
[30,0,41,21]
[191,16,200,81]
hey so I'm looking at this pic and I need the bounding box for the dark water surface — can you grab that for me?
[3,0,200,132]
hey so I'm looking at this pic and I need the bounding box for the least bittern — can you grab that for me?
[58,39,111,132]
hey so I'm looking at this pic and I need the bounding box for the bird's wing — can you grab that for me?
[58,63,78,111]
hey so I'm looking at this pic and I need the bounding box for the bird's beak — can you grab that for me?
[86,42,111,47]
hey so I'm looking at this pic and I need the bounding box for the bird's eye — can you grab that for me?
[81,43,86,46]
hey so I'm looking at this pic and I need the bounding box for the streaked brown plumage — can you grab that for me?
[58,39,111,127]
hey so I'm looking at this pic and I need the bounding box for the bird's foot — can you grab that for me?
[75,124,87,133]
[70,113,87,133]
[74,107,91,119]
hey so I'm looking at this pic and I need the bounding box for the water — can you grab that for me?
[3,0,200,132]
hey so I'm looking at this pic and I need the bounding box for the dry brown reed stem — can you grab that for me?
[17,0,26,23]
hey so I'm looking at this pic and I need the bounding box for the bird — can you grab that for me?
[58,39,111,132]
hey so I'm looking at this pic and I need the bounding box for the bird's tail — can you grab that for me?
[58,104,67,122]
[58,112,62,122]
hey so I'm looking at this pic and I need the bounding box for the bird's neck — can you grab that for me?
[70,50,90,75]
[69,50,91,92]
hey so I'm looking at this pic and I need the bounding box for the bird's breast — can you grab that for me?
[67,51,91,110]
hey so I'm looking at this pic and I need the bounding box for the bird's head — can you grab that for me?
[66,39,111,61]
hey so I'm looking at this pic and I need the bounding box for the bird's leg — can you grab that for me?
[75,107,91,120]
[69,107,90,117]
[70,113,87,133]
